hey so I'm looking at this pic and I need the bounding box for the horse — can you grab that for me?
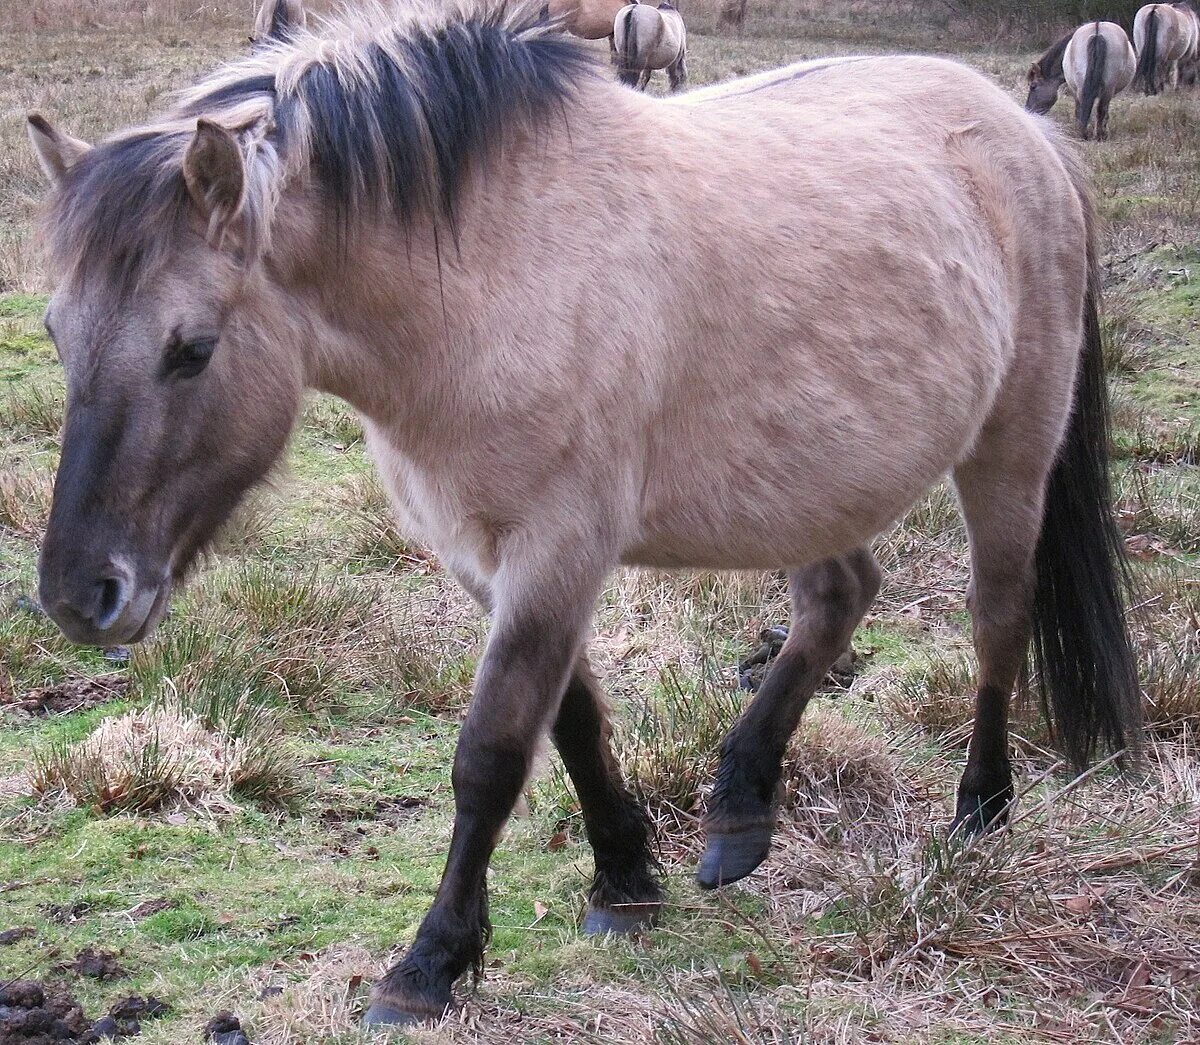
[250,0,305,47]
[1025,30,1073,113]
[546,0,627,40]
[1134,2,1192,93]
[1063,22,1136,139]
[614,0,687,91]
[1174,0,1200,83]
[27,0,1140,1028]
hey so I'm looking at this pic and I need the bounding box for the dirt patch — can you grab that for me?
[320,796,424,859]
[0,927,35,945]
[318,795,424,828]
[59,948,126,981]
[123,899,175,921]
[40,903,90,926]
[2,675,128,717]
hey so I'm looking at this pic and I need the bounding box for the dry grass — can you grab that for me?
[29,696,301,814]
[0,458,54,537]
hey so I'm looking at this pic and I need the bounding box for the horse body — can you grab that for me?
[28,5,1139,1029]
[614,0,686,89]
[1134,2,1191,92]
[1063,21,1136,138]
[547,0,625,38]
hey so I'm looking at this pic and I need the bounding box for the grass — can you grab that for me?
[1,1,1200,1043]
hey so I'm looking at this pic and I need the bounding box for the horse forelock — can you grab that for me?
[43,0,594,292]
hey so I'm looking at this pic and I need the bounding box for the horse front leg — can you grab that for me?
[700,548,880,888]
[364,561,605,1026]
[553,658,662,934]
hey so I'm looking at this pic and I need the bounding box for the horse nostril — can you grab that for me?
[94,575,130,631]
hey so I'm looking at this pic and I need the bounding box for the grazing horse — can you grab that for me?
[615,0,687,91]
[250,0,305,47]
[1064,22,1136,139]
[1174,0,1200,83]
[1134,2,1192,93]
[1025,30,1073,113]
[28,0,1140,1028]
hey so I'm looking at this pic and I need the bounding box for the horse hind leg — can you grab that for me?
[667,50,688,91]
[1097,94,1113,140]
[699,547,881,889]
[552,658,663,934]
[949,442,1051,835]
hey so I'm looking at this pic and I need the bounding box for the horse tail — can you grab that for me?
[1078,24,1108,135]
[1136,6,1160,93]
[619,5,640,85]
[1030,141,1141,772]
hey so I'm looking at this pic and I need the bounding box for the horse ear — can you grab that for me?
[27,114,91,186]
[253,0,306,43]
[1027,62,1041,82]
[182,119,247,248]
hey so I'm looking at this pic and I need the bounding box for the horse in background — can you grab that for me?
[546,0,627,44]
[1134,2,1192,93]
[1064,22,1136,138]
[615,0,687,90]
[1174,0,1200,83]
[250,0,305,47]
[1026,30,1073,112]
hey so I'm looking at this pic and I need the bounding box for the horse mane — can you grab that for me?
[1034,29,1074,79]
[44,0,594,293]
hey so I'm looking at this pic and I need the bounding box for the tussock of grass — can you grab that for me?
[29,696,301,814]
[336,473,431,569]
[130,564,476,714]
[619,663,742,817]
[781,706,907,840]
[0,380,64,442]
[1117,467,1200,553]
[0,459,53,536]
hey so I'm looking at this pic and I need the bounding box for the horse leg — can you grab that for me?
[699,547,880,888]
[638,68,652,90]
[364,562,604,1026]
[552,658,663,934]
[1073,96,1091,139]
[949,448,1048,835]
[667,51,688,91]
[1097,93,1112,141]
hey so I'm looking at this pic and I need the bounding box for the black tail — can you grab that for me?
[618,6,640,85]
[1136,7,1160,94]
[1078,26,1108,136]
[1032,248,1141,771]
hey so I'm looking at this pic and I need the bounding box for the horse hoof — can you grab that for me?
[582,901,660,936]
[362,991,449,1029]
[696,825,772,889]
[949,790,1013,838]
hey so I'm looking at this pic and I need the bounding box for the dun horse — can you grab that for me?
[1134,2,1192,93]
[1026,23,1135,138]
[1025,30,1073,112]
[250,0,306,46]
[615,0,687,90]
[28,0,1140,1027]
[1067,22,1136,138]
[546,0,626,41]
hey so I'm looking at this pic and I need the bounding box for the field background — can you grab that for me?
[3,1,1200,1042]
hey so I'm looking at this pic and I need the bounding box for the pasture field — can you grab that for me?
[2,2,1200,1042]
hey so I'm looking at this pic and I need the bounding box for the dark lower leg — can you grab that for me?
[950,463,1040,836]
[1097,96,1111,140]
[700,548,880,888]
[552,660,662,933]
[365,605,587,1026]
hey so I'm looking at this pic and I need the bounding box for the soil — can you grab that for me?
[60,949,126,982]
[0,981,91,1044]
[2,675,128,717]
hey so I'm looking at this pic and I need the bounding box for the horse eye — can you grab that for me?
[162,336,217,379]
